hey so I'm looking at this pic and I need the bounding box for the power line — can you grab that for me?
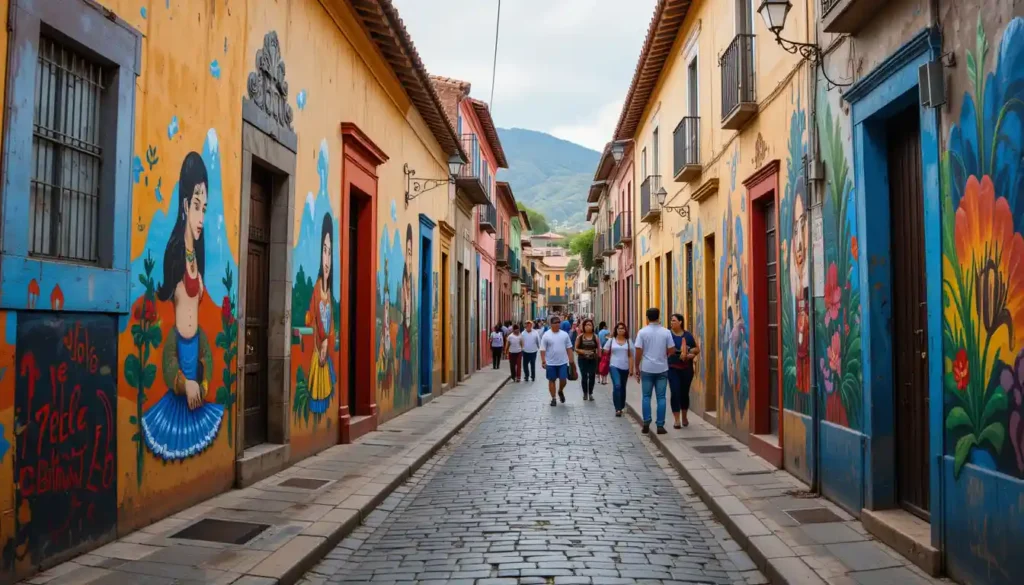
[489,0,501,110]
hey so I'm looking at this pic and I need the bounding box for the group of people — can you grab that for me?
[489,307,700,435]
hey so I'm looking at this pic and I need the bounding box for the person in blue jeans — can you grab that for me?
[633,307,675,434]
[668,313,700,428]
[603,322,634,417]
[520,321,542,381]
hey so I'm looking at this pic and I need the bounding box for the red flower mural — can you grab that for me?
[851,236,858,261]
[824,263,841,326]
[953,348,970,391]
[828,332,842,377]
[221,296,234,324]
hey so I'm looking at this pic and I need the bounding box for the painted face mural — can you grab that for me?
[719,203,749,426]
[305,215,336,415]
[376,218,417,413]
[143,152,226,461]
[943,16,1024,479]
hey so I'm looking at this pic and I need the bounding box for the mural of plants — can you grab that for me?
[125,251,163,485]
[780,99,810,415]
[815,102,863,430]
[942,16,1024,478]
[215,265,238,446]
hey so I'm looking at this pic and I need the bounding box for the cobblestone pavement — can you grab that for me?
[302,377,765,585]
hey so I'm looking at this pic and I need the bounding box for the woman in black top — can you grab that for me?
[575,318,600,401]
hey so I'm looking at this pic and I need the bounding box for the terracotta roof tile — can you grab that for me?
[612,0,693,141]
[350,0,466,160]
[467,98,509,168]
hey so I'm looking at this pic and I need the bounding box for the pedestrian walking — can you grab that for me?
[505,324,524,382]
[668,313,700,428]
[634,307,675,434]
[596,321,610,385]
[574,319,600,401]
[540,315,574,406]
[490,325,505,370]
[521,321,542,381]
[604,322,634,417]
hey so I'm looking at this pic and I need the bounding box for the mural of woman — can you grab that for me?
[791,193,811,399]
[306,214,336,414]
[143,152,225,461]
[377,257,394,398]
[723,237,748,414]
[398,226,413,393]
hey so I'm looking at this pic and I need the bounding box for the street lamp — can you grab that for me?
[756,0,851,88]
[405,154,465,206]
[610,140,628,163]
[655,186,692,221]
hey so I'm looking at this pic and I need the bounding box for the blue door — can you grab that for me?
[418,215,435,397]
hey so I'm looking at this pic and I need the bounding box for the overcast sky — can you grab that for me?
[392,0,656,152]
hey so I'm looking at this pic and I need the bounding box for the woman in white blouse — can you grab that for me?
[603,322,635,417]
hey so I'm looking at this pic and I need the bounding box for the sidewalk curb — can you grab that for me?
[269,375,510,585]
[623,400,825,585]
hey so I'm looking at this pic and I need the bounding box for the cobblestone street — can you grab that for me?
[303,377,763,585]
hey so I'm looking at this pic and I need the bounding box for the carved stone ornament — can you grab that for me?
[247,31,294,130]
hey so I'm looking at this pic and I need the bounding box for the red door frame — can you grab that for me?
[339,123,389,444]
[744,160,783,467]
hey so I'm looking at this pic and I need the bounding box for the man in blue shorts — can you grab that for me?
[540,315,575,406]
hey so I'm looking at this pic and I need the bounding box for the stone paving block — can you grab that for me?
[825,541,905,572]
[800,522,870,545]
[849,566,935,585]
[90,541,163,561]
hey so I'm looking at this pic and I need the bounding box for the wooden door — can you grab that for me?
[244,166,272,448]
[765,200,780,436]
[666,251,674,314]
[888,107,930,518]
[705,234,717,413]
[347,198,359,413]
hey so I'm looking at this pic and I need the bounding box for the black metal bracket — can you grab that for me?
[773,33,853,90]
[405,163,452,206]
[662,200,692,221]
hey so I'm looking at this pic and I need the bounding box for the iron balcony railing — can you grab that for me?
[496,238,508,266]
[612,215,622,249]
[602,227,615,257]
[456,134,490,205]
[821,0,842,17]
[479,202,497,233]
[618,211,632,246]
[510,250,519,275]
[720,34,756,124]
[673,116,700,179]
[548,295,568,305]
[587,272,598,288]
[641,175,662,223]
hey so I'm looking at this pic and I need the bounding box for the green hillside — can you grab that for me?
[497,127,600,231]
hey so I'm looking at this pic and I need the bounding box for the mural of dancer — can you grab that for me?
[306,214,336,414]
[377,257,394,399]
[791,191,811,410]
[143,152,225,461]
[398,226,414,393]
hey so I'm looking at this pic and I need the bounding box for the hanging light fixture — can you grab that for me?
[756,0,852,89]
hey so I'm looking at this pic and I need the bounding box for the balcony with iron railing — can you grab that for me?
[673,116,701,181]
[820,0,883,33]
[617,211,632,247]
[611,215,622,250]
[602,227,615,257]
[479,201,497,234]
[496,238,508,267]
[548,295,568,306]
[587,272,598,289]
[720,34,757,129]
[641,175,662,223]
[510,250,520,277]
[593,230,606,265]
[455,134,491,205]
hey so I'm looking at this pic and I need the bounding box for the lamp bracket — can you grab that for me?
[773,33,853,89]
[405,163,452,206]
[661,200,692,221]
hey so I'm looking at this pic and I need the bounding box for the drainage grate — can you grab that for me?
[171,519,269,544]
[691,444,738,454]
[785,507,845,525]
[278,477,331,490]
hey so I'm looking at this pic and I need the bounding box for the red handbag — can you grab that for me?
[598,352,611,376]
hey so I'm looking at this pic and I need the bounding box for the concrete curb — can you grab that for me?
[623,400,826,585]
[268,375,511,585]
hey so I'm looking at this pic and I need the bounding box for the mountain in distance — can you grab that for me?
[496,127,601,232]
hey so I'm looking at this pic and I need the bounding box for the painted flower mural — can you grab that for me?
[814,102,863,431]
[942,16,1024,478]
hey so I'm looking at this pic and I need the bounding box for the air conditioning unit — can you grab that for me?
[919,59,946,108]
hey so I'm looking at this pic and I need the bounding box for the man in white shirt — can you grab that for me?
[520,321,542,382]
[634,307,675,434]
[540,315,575,407]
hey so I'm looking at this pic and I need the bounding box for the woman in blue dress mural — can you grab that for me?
[143,152,225,461]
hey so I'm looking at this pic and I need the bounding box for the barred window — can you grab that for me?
[30,36,106,263]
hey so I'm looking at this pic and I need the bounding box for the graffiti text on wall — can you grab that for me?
[15,313,117,565]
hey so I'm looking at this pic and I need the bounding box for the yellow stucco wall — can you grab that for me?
[630,0,811,443]
[0,0,453,577]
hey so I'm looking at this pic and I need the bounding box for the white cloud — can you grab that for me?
[393,0,654,144]
[550,100,623,151]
